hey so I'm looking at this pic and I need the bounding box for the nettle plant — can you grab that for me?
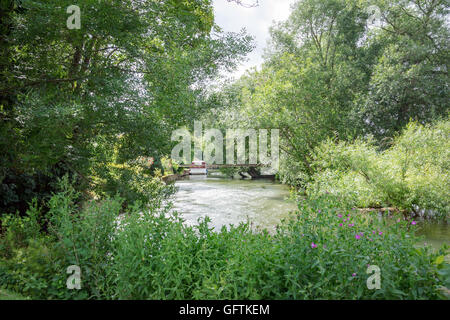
[272,195,448,299]
[307,119,450,218]
[106,194,448,299]
[1,190,448,300]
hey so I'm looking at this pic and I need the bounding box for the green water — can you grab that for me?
[172,176,450,251]
[416,220,450,250]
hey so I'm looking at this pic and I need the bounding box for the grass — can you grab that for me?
[0,288,28,300]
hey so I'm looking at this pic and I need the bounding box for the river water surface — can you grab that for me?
[172,176,449,251]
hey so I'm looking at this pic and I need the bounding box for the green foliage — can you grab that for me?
[0,198,41,258]
[0,0,448,302]
[0,287,28,300]
[1,188,448,299]
[46,183,122,299]
[0,0,253,216]
[206,0,449,188]
[0,177,122,299]
[354,0,449,139]
[93,162,175,207]
[161,156,174,176]
[307,119,450,217]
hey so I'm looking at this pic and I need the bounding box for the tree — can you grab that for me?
[0,0,253,213]
[354,0,449,142]
[209,0,371,186]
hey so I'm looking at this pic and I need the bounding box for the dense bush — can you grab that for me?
[1,185,448,299]
[0,163,79,217]
[307,119,450,218]
[92,162,175,208]
[0,175,173,299]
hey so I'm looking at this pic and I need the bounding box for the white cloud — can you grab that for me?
[213,0,297,79]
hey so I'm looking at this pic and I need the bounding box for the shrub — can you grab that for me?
[0,177,122,299]
[0,198,42,258]
[307,119,450,218]
[93,162,175,207]
[1,189,448,299]
[46,182,122,299]
[106,194,449,299]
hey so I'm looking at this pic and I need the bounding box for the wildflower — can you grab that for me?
[339,223,343,227]
[348,223,354,227]
[338,214,343,218]
[352,273,357,277]
[411,221,417,225]
[372,231,376,234]
[318,209,321,214]
[397,218,401,223]
[311,242,318,249]
[355,234,361,240]
[379,231,383,236]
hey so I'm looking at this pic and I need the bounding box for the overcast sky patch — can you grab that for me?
[213,0,297,79]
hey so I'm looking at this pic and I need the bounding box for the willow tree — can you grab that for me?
[208,0,449,187]
[0,0,253,213]
[354,0,449,142]
[210,0,370,186]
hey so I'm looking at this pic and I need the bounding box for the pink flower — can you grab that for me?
[348,223,354,227]
[339,223,343,227]
[372,231,376,234]
[311,242,318,249]
[352,273,357,277]
[355,234,361,240]
[411,221,417,225]
[338,214,343,218]
[318,209,321,213]
[397,218,401,223]
[379,231,383,236]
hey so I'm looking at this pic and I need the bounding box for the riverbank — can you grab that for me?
[162,170,190,183]
[2,188,448,300]
[0,288,28,300]
[171,177,450,251]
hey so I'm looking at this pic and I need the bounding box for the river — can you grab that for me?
[172,176,449,252]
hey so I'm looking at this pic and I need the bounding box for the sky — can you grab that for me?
[213,0,297,79]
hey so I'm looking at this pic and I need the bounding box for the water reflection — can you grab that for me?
[416,220,450,250]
